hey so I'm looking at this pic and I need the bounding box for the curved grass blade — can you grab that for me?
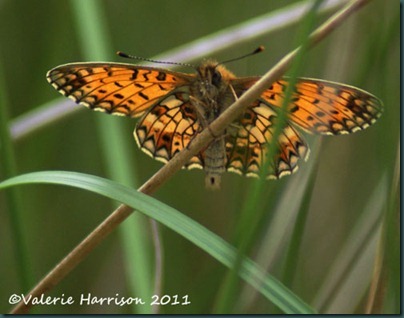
[0,171,316,314]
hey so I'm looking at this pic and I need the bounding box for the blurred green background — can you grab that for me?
[0,0,399,314]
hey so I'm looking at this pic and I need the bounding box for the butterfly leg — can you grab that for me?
[228,83,239,102]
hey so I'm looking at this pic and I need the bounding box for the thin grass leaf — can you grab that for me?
[376,144,400,313]
[0,170,316,314]
[214,0,325,313]
[280,149,320,287]
[68,0,153,313]
[0,63,33,291]
[312,174,387,312]
[237,138,321,312]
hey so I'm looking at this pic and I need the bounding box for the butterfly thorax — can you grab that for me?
[190,61,237,189]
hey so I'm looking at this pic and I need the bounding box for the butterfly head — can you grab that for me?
[195,60,235,100]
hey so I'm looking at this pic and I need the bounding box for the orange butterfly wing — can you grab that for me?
[135,92,203,165]
[46,62,194,117]
[237,77,383,135]
[225,100,309,179]
[226,77,383,179]
[47,63,207,167]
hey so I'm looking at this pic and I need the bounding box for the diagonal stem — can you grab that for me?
[9,0,371,314]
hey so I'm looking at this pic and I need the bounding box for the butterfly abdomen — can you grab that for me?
[204,138,226,190]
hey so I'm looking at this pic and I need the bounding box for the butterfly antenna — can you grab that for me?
[117,51,195,68]
[218,46,264,66]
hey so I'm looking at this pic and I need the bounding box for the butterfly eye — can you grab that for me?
[212,70,222,87]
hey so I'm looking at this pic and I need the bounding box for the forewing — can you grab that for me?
[226,100,309,179]
[47,62,193,117]
[135,92,203,166]
[235,77,383,135]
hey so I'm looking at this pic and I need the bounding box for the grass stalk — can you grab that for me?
[0,63,33,292]
[69,0,153,313]
[214,0,325,313]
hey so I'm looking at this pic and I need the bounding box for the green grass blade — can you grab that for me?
[0,170,316,314]
[0,63,33,291]
[312,174,387,312]
[215,0,325,313]
[68,0,153,313]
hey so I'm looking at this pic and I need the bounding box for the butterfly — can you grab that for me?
[47,50,383,189]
